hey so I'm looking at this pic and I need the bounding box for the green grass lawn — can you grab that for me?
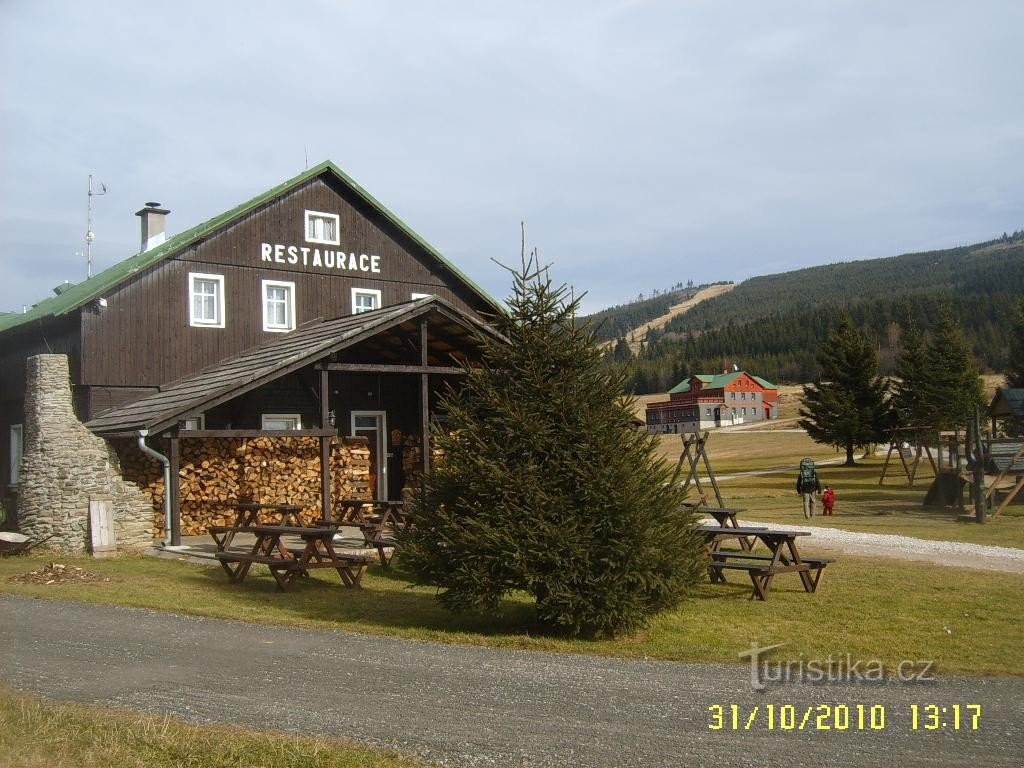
[0,685,425,768]
[654,433,1024,548]
[2,552,1021,676]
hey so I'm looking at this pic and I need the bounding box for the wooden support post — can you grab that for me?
[970,410,987,524]
[169,437,181,546]
[319,369,331,523]
[420,320,430,479]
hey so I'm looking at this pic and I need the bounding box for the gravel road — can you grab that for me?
[2,596,1021,767]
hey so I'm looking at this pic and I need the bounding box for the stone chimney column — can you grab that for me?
[17,354,156,553]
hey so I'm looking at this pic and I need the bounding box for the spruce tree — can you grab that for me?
[400,254,704,638]
[891,322,930,428]
[921,308,984,430]
[798,316,888,465]
[1007,298,1024,389]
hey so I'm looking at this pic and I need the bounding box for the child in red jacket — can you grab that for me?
[822,486,836,516]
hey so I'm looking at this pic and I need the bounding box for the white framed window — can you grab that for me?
[304,210,340,245]
[351,287,382,314]
[9,424,23,486]
[262,280,295,332]
[411,292,434,300]
[261,413,302,430]
[189,273,225,328]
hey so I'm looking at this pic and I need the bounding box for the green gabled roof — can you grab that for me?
[751,375,777,389]
[667,371,778,394]
[0,160,503,334]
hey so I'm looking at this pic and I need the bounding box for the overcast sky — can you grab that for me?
[2,1,1022,315]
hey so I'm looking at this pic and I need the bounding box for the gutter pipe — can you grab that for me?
[137,430,172,546]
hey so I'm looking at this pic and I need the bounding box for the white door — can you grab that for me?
[351,411,388,501]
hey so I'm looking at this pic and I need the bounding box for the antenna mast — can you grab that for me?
[86,174,107,279]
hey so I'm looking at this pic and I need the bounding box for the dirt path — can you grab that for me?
[706,517,1024,573]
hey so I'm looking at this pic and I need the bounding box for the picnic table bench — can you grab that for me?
[212,524,374,590]
[695,525,833,600]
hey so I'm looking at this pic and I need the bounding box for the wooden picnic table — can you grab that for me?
[695,525,833,601]
[334,499,407,567]
[691,506,759,550]
[208,502,305,550]
[212,524,373,591]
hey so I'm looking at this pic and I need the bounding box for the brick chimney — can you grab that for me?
[135,202,170,252]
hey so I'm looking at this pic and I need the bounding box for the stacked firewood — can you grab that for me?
[116,436,371,538]
[401,434,446,500]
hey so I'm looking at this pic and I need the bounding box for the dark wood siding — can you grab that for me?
[80,175,490,391]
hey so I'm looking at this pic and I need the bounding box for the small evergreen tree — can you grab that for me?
[1007,298,1024,389]
[921,308,984,430]
[400,254,704,638]
[799,316,888,465]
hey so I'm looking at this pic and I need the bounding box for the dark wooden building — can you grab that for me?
[1,161,503,537]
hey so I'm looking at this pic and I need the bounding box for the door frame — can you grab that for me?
[351,410,388,501]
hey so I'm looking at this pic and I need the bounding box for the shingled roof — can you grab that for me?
[85,296,502,436]
[1,161,502,334]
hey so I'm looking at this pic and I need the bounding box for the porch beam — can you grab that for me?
[170,429,337,438]
[316,362,465,376]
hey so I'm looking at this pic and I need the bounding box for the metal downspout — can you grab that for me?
[137,430,172,547]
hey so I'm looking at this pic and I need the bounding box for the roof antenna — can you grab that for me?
[86,174,107,279]
[304,145,308,169]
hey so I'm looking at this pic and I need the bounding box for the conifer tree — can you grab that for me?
[891,322,930,428]
[1007,298,1024,389]
[921,308,984,430]
[798,316,888,465]
[400,253,704,638]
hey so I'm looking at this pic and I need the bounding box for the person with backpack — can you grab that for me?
[796,458,821,519]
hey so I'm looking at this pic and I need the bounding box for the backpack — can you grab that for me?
[798,458,818,493]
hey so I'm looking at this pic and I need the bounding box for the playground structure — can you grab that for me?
[878,426,937,486]
[669,431,725,508]
[919,404,1024,522]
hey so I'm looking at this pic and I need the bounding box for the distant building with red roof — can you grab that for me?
[645,371,778,434]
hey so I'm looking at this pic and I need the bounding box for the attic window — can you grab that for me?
[305,210,340,245]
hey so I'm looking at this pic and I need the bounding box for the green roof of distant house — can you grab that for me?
[0,160,503,334]
[668,371,778,394]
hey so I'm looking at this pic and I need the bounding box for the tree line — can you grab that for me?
[799,298,1024,463]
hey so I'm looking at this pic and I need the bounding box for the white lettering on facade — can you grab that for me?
[259,242,384,274]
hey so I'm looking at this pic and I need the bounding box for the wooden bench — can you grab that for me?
[214,551,295,589]
[708,552,833,598]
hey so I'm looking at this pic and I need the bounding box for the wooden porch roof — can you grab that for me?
[86,296,503,436]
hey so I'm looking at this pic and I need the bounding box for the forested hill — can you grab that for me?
[582,282,717,343]
[606,233,1024,393]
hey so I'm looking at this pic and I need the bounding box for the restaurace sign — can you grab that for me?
[260,242,382,273]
